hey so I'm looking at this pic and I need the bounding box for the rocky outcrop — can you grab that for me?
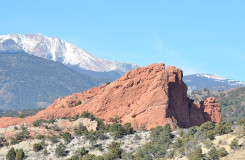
[0,63,222,130]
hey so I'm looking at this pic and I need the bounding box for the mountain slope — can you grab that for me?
[0,33,140,72]
[0,52,105,110]
[183,74,245,92]
[189,86,245,122]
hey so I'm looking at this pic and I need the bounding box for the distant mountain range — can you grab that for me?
[183,74,245,93]
[0,52,106,110]
[0,33,140,73]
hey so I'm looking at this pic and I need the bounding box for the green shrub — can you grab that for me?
[49,135,59,143]
[62,132,72,143]
[187,126,198,136]
[109,123,126,139]
[6,147,16,160]
[82,154,96,160]
[113,131,123,140]
[10,137,19,145]
[48,116,55,124]
[134,134,141,140]
[33,143,43,152]
[15,149,25,160]
[208,146,219,160]
[215,124,232,135]
[74,129,82,136]
[109,123,125,133]
[150,124,172,144]
[134,142,168,159]
[0,137,4,143]
[75,100,81,106]
[200,121,215,131]
[81,111,96,121]
[217,147,228,157]
[229,138,239,150]
[107,142,123,159]
[70,155,79,160]
[123,123,133,135]
[74,147,87,158]
[18,114,25,118]
[55,143,66,157]
[195,121,216,140]
[98,144,103,151]
[236,119,245,125]
[109,115,120,123]
[203,139,213,149]
[33,119,47,127]
[74,123,87,136]
[43,149,48,156]
[172,138,183,149]
[187,146,207,160]
[15,130,29,142]
[36,134,45,139]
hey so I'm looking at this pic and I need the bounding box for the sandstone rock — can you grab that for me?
[0,63,222,130]
[55,118,98,131]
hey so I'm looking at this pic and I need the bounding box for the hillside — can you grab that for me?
[0,52,105,110]
[189,87,245,122]
[0,112,244,160]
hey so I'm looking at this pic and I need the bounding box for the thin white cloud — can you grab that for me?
[222,48,245,60]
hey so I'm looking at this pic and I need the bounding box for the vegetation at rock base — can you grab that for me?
[1,111,245,160]
[109,115,120,123]
[33,119,48,127]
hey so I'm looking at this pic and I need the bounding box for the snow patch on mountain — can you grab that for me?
[196,74,226,81]
[0,33,140,72]
[184,73,245,92]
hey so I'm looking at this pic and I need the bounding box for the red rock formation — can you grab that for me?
[0,63,222,130]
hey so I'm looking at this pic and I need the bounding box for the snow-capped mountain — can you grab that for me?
[183,73,245,92]
[0,33,140,72]
[0,39,25,53]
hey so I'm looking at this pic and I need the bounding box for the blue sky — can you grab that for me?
[1,1,245,81]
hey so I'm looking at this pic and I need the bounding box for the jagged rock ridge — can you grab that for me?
[0,63,221,129]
